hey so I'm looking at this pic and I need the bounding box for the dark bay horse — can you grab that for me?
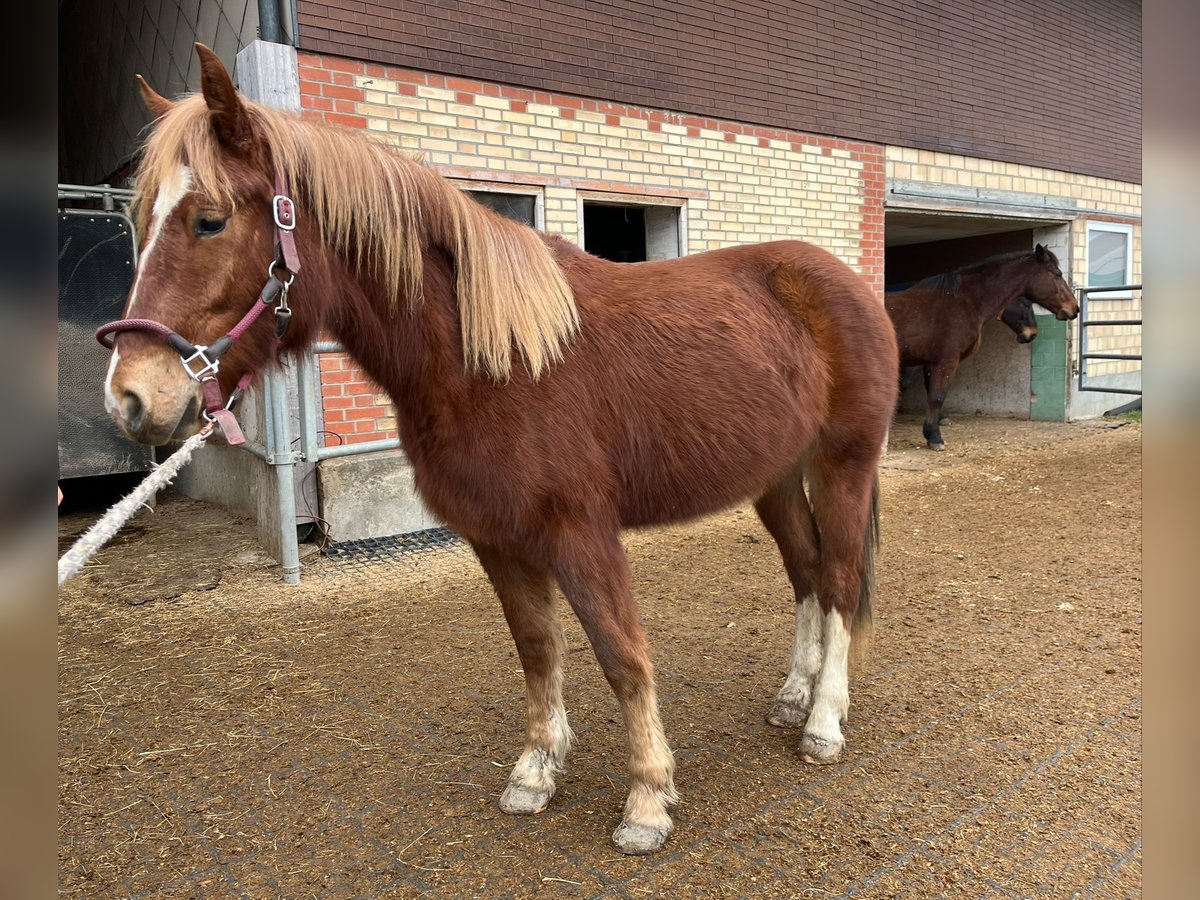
[885,248,1078,449]
[897,294,1039,422]
[101,46,898,855]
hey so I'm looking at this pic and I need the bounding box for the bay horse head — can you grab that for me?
[999,295,1039,343]
[1025,244,1079,321]
[101,45,303,445]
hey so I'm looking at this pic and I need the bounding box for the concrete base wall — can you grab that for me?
[1070,372,1142,419]
[173,442,263,518]
[899,318,1032,418]
[317,450,441,542]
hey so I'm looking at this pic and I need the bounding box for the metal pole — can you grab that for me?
[318,438,402,461]
[297,350,322,466]
[268,367,301,583]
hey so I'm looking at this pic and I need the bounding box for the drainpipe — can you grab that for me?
[258,0,284,44]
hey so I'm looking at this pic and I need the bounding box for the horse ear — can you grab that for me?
[136,75,174,120]
[195,42,249,148]
[1035,243,1048,262]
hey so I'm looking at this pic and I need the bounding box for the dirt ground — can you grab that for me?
[58,415,1142,898]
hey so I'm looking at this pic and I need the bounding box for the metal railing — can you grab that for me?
[246,342,404,584]
[297,341,402,461]
[1077,283,1142,396]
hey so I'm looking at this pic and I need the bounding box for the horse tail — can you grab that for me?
[851,474,880,674]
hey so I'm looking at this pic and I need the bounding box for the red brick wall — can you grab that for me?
[296,0,1141,185]
[300,55,396,447]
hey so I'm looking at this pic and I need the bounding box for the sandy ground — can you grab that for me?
[58,415,1141,898]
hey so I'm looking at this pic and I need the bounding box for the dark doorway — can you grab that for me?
[583,203,647,262]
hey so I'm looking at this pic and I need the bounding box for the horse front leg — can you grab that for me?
[922,361,960,450]
[552,525,677,855]
[472,544,573,815]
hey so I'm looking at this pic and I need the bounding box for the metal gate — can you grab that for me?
[1077,283,1142,408]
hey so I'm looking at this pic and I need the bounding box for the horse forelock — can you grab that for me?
[132,94,578,381]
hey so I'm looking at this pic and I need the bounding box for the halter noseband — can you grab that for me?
[96,172,301,446]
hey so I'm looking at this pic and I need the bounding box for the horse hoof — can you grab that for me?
[799,733,844,765]
[927,442,946,452]
[499,782,553,815]
[939,417,952,426]
[613,820,672,855]
[766,698,810,728]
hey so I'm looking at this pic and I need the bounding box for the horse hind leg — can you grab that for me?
[551,523,677,855]
[472,544,573,815]
[755,469,824,728]
[799,452,881,765]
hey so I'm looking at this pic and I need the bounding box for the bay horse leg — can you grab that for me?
[800,453,879,765]
[922,361,960,451]
[551,525,677,855]
[472,544,573,815]
[756,469,824,728]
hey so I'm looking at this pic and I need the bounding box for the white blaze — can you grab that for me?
[105,165,192,409]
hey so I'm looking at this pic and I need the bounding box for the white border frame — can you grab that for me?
[454,180,546,230]
[1084,220,1134,298]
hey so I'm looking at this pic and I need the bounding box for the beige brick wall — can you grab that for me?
[349,69,881,266]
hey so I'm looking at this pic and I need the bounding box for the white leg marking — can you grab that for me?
[613,686,677,855]
[126,165,192,316]
[500,660,574,815]
[769,593,823,726]
[800,608,851,765]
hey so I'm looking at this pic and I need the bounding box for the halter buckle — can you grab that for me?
[200,389,240,422]
[273,194,297,231]
[181,345,220,381]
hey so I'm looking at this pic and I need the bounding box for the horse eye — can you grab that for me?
[195,217,227,237]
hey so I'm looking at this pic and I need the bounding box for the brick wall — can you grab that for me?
[296,0,1141,185]
[298,51,887,446]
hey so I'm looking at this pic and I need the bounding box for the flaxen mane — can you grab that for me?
[131,94,578,380]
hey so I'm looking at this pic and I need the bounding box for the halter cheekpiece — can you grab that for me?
[96,172,301,446]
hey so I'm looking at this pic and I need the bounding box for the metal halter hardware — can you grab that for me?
[95,171,301,446]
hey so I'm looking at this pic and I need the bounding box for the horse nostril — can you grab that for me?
[121,390,146,431]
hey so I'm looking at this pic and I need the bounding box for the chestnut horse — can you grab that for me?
[101,46,898,855]
[885,248,1078,450]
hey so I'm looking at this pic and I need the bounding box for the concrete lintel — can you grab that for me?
[887,179,1078,220]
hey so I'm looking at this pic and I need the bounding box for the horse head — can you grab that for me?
[102,45,289,445]
[999,295,1039,343]
[1024,244,1079,322]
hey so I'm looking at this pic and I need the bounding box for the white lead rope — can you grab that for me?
[57,425,213,588]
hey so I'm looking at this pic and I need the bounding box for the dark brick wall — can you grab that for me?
[296,0,1141,183]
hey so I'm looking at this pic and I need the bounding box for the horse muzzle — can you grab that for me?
[106,370,205,446]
